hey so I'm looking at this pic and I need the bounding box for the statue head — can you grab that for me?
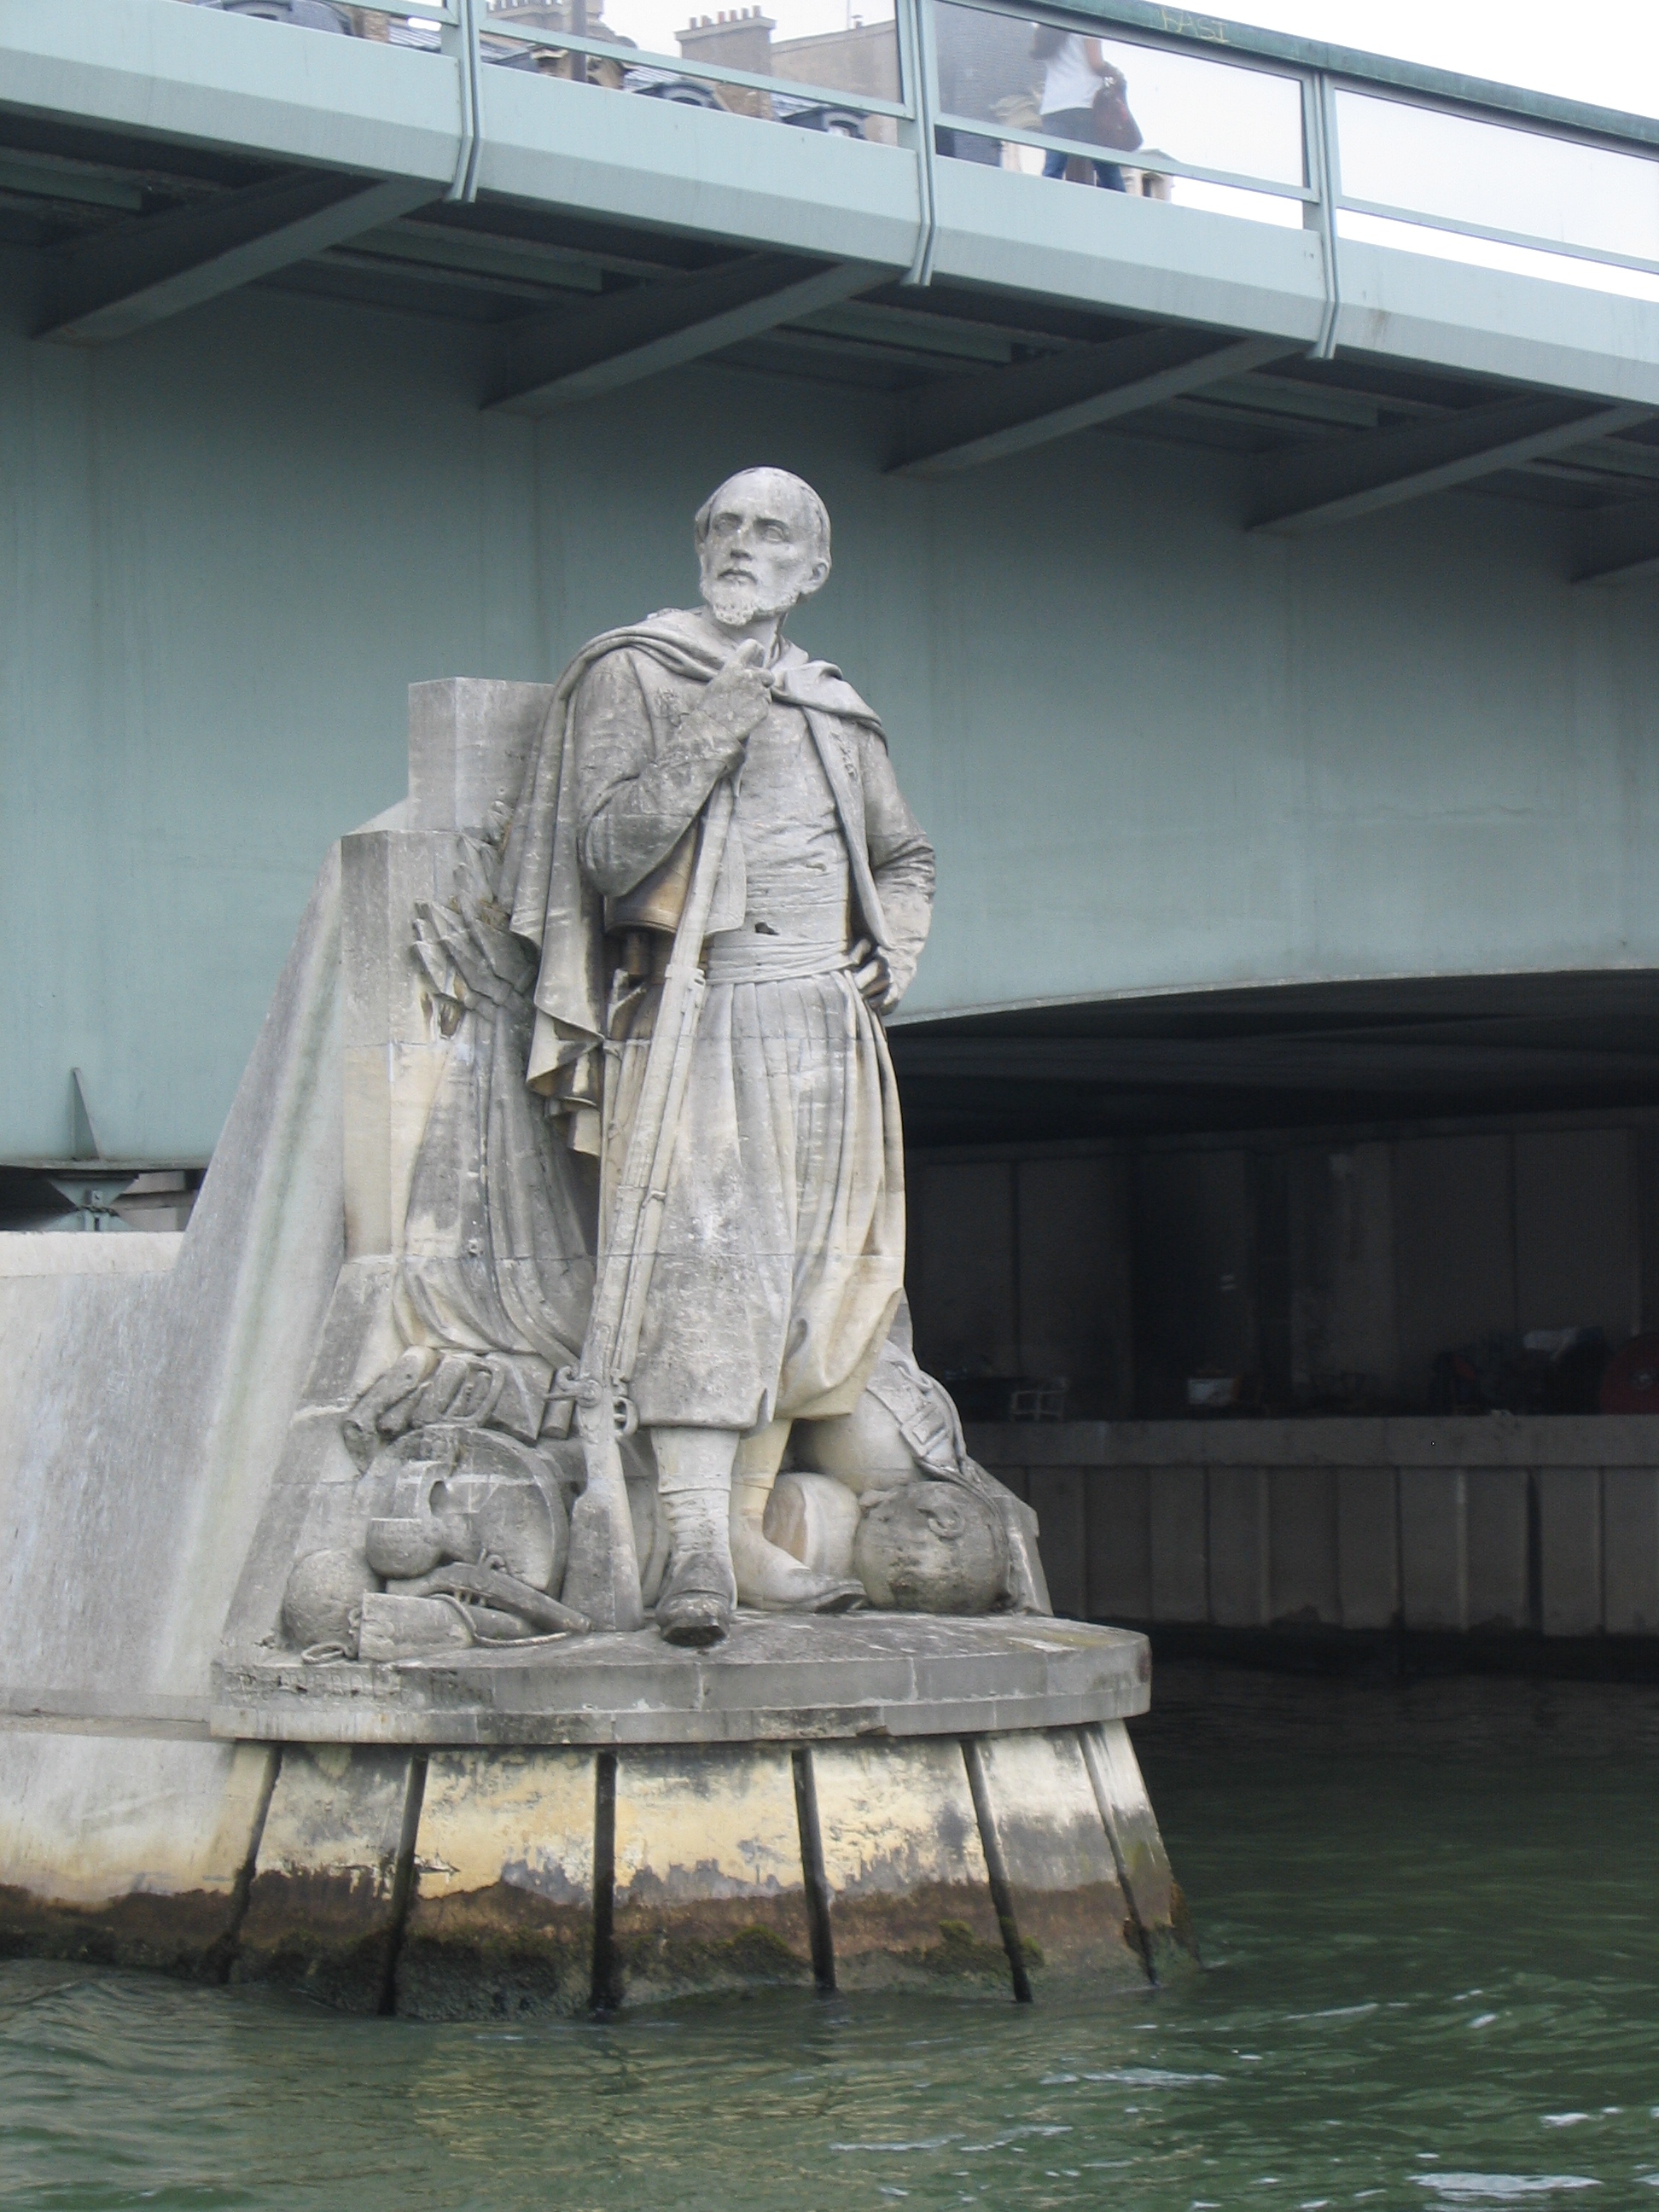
[853,1479,1008,1615]
[694,468,831,631]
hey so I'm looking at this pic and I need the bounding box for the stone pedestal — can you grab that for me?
[217,1615,1189,2014]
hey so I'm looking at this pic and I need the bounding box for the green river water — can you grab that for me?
[4,1662,1658,2211]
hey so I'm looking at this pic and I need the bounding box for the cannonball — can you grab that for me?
[853,1481,1005,1614]
[282,1548,379,1653]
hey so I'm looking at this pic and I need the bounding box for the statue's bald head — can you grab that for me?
[696,469,830,564]
[695,469,832,630]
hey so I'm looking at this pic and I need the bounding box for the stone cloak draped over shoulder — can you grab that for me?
[498,612,893,1156]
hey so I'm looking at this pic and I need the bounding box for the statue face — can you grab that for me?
[697,469,830,629]
[853,1480,1005,1614]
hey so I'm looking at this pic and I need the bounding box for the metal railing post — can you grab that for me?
[1305,69,1342,360]
[443,0,483,202]
[896,0,940,287]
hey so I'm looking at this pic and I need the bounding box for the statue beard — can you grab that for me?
[701,577,795,631]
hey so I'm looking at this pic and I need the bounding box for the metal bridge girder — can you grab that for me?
[486,253,888,414]
[1250,390,1656,534]
[38,170,442,346]
[887,329,1299,478]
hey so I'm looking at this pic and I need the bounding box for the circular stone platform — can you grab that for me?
[210,1621,1190,2020]
[213,1614,1150,1745]
[214,1617,1190,2019]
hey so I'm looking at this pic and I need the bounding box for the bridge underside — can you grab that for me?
[7,103,1659,562]
[899,970,1659,1438]
[891,968,1659,1148]
[6,0,1659,573]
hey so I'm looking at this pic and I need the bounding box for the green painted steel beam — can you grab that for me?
[0,0,461,184]
[9,2,1659,416]
[1574,494,1659,589]
[1250,393,1656,533]
[888,329,1298,477]
[486,253,886,413]
[38,172,441,345]
[1325,240,1659,413]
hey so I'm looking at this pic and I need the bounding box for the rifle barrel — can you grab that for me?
[583,777,738,1387]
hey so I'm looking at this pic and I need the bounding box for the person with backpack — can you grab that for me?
[1031,25,1138,189]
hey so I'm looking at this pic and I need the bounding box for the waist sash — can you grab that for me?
[701,934,856,986]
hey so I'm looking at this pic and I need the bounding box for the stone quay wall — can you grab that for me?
[969,1417,1659,1644]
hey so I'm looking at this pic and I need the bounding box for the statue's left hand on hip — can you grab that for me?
[851,939,911,1015]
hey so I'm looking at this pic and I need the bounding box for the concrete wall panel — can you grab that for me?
[611,1745,812,2003]
[1398,1466,1467,1630]
[1464,1470,1531,1632]
[1604,1470,1659,1634]
[397,1748,596,2019]
[1207,1466,1269,1627]
[1536,1468,1604,1636]
[1133,1152,1255,1417]
[0,1734,274,1972]
[1289,1143,1400,1406]
[811,1738,1004,1988]
[1016,1155,1133,1416]
[1080,1720,1188,1972]
[1394,1138,1514,1406]
[907,1161,1017,1382]
[1148,1467,1208,1622]
[974,1729,1142,1986]
[1025,1467,1087,1620]
[1514,1129,1635,1339]
[234,1743,414,2012]
[1268,1466,1340,1626]
[1086,1467,1150,1622]
[1336,1464,1398,1628]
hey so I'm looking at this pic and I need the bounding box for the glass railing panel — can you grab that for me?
[182,1,454,42]
[933,2,1307,224]
[179,0,903,132]
[1336,210,1659,307]
[480,0,904,141]
[1334,89,1659,276]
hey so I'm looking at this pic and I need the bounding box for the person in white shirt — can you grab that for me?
[1033,27,1127,189]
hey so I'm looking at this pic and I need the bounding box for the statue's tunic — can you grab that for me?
[572,622,934,1432]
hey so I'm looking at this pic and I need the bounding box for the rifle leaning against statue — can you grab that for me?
[551,647,761,1632]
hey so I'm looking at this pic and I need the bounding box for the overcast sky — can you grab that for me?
[1218,0,1659,117]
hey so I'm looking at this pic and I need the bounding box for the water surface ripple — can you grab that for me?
[5,1666,1658,2210]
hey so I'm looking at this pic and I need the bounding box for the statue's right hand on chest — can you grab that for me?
[684,640,772,771]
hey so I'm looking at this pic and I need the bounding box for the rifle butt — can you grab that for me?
[562,1417,645,1634]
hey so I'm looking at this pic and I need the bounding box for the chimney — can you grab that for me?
[677,3,775,76]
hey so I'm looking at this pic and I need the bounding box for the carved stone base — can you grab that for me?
[230,1714,1191,2017]
[213,1618,1194,2015]
[214,1613,1150,1746]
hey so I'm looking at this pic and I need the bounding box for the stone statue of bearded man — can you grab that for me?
[514,468,935,1643]
[338,468,1045,1662]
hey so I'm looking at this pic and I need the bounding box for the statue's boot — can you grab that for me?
[655,1429,738,1648]
[655,1545,736,1647]
[731,1474,866,1615]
